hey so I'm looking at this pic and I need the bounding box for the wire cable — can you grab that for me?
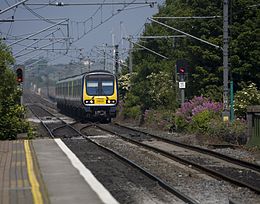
[23,4,57,24]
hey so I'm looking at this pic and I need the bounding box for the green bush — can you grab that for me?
[143,109,174,131]
[207,117,247,144]
[27,126,36,139]
[121,91,142,120]
[122,106,141,120]
[175,114,189,131]
[234,83,260,118]
[0,104,28,140]
[189,110,215,133]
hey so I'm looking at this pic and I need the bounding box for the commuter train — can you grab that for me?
[56,70,118,121]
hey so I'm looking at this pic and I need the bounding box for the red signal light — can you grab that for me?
[179,67,185,74]
[16,68,23,83]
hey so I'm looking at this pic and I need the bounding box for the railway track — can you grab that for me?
[92,123,260,194]
[24,93,260,203]
[26,103,199,204]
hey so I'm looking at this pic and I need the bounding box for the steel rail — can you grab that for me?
[26,104,55,138]
[80,125,199,204]
[96,124,260,194]
[25,102,199,204]
[114,123,260,173]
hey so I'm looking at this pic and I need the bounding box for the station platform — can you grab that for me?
[0,139,119,204]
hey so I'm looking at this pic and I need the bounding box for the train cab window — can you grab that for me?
[86,74,115,96]
[101,81,114,95]
[86,81,98,95]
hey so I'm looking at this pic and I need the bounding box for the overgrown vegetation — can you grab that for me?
[174,96,247,144]
[234,83,260,118]
[0,40,32,140]
[117,0,259,142]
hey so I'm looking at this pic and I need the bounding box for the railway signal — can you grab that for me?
[176,59,188,76]
[16,67,23,84]
[176,59,188,106]
[178,67,185,75]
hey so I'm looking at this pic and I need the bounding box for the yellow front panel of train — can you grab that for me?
[82,76,118,106]
[95,97,106,104]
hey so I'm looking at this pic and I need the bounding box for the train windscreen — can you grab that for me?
[86,74,114,96]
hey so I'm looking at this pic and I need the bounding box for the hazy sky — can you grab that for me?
[0,0,164,65]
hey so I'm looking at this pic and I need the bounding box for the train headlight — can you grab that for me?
[84,100,94,104]
[106,100,116,104]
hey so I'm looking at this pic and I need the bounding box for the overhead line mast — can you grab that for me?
[222,0,230,121]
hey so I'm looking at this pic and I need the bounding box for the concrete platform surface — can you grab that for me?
[0,139,119,204]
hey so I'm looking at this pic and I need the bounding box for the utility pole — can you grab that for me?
[114,45,119,75]
[223,0,230,122]
[103,44,107,70]
[128,36,133,73]
[149,12,231,118]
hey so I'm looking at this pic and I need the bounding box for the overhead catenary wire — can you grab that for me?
[13,28,60,56]
[8,18,69,46]
[93,46,128,68]
[148,17,222,50]
[2,0,157,64]
[23,4,58,24]
[125,37,168,59]
[25,2,157,7]
[152,16,222,19]
[6,6,16,38]
[15,39,64,58]
[70,0,138,44]
[0,0,30,15]
[1,17,68,22]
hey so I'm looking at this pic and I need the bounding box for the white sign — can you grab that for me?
[179,82,186,89]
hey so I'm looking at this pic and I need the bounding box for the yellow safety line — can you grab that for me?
[24,140,43,204]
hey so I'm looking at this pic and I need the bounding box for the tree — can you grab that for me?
[0,40,28,139]
[123,0,259,116]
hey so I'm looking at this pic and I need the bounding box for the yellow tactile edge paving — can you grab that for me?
[24,140,43,204]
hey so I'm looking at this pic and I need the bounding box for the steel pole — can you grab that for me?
[222,0,230,121]
[129,37,133,73]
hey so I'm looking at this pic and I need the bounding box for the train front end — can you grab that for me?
[82,71,118,121]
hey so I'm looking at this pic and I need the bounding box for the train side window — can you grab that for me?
[61,83,63,96]
[65,82,67,96]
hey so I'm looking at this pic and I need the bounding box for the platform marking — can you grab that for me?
[54,138,119,204]
[24,140,43,204]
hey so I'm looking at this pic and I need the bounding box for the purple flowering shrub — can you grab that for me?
[175,96,222,131]
[174,96,247,144]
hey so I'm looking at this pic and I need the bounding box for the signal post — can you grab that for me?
[176,59,188,106]
[15,65,24,105]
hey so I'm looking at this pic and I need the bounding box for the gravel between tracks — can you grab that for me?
[63,138,185,204]
[118,122,260,165]
[23,92,260,203]
[81,126,260,204]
